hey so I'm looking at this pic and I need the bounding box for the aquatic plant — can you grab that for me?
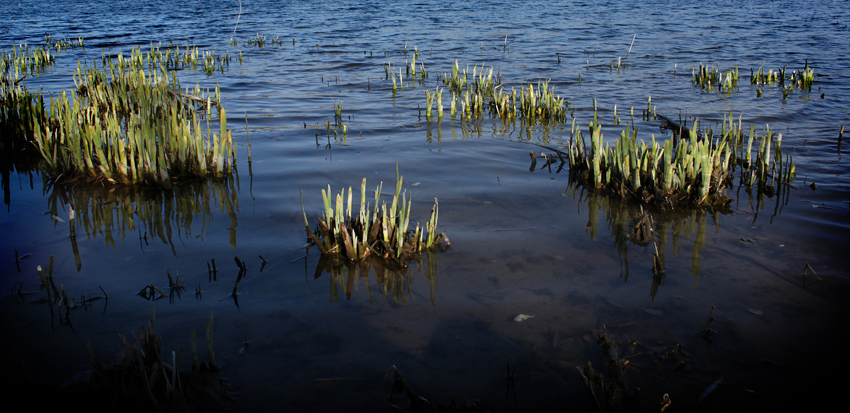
[302,164,447,269]
[545,109,794,208]
[752,62,815,100]
[81,308,226,410]
[692,63,738,92]
[489,79,570,124]
[32,62,233,186]
[435,61,571,124]
[2,39,240,187]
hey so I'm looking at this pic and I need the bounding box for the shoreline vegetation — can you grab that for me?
[2,39,236,188]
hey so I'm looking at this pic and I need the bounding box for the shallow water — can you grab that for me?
[2,0,850,411]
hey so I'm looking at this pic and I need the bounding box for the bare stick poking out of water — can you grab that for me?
[233,1,242,37]
[625,34,636,60]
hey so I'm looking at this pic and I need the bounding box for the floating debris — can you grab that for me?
[698,376,724,402]
[513,314,534,322]
[385,365,429,409]
[697,305,717,342]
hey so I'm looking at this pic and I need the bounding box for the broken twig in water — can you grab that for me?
[697,305,716,341]
[385,365,428,407]
[803,263,822,288]
[625,34,636,60]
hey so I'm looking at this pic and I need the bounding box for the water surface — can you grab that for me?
[2,1,849,411]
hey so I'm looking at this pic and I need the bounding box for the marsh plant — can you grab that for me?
[751,62,814,90]
[543,109,794,208]
[302,164,447,270]
[33,61,234,186]
[2,41,238,187]
[692,63,739,92]
[435,61,570,125]
[752,62,815,100]
[74,308,227,411]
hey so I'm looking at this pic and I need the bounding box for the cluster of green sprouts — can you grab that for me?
[692,63,739,92]
[555,107,794,208]
[751,62,815,99]
[433,60,570,124]
[1,41,237,187]
[98,43,234,77]
[302,165,445,268]
[1,35,83,78]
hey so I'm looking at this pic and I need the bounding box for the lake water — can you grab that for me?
[2,0,849,411]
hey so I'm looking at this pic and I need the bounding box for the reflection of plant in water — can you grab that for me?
[9,255,110,334]
[314,249,441,305]
[576,187,729,291]
[46,177,239,257]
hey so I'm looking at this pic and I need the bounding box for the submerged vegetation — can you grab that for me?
[316,248,441,305]
[47,176,240,254]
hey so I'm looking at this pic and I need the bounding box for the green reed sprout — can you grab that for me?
[550,108,794,208]
[303,164,447,267]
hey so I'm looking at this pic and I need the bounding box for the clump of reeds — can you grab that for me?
[247,33,266,47]
[302,164,447,269]
[551,109,794,208]
[436,61,570,125]
[489,79,570,124]
[101,43,232,76]
[752,62,815,100]
[29,61,234,186]
[2,42,70,172]
[2,39,238,187]
[692,63,738,92]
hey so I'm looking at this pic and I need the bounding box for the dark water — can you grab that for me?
[2,1,850,411]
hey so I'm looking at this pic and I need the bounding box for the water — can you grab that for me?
[2,0,849,411]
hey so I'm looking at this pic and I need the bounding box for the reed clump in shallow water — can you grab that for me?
[437,61,570,124]
[751,61,814,90]
[548,109,794,208]
[490,79,571,124]
[302,164,447,270]
[30,64,232,186]
[692,63,738,92]
[2,40,237,187]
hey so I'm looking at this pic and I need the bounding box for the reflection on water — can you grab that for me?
[45,177,239,266]
[312,249,441,305]
[574,184,733,286]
